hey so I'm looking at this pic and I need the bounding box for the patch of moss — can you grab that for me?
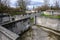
[30,18,34,23]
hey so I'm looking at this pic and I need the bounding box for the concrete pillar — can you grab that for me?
[34,16,36,25]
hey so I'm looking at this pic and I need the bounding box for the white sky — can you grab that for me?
[31,0,44,2]
[10,0,44,8]
[10,0,60,8]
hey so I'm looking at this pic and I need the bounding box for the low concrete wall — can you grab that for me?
[13,19,31,34]
[36,16,60,31]
[0,26,19,40]
[0,31,12,40]
[2,17,10,22]
[2,17,31,34]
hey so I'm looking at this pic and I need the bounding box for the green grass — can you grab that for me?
[41,13,60,19]
[30,18,34,23]
[10,12,26,16]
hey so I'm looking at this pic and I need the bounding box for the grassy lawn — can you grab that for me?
[41,13,60,19]
[10,12,26,16]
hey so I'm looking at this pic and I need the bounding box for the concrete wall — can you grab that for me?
[13,19,31,34]
[36,16,60,31]
[2,17,10,22]
[0,31,12,40]
[0,16,10,24]
[0,13,10,24]
[2,18,31,34]
[0,26,19,40]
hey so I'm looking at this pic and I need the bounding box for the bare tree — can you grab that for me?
[0,0,1,4]
[44,0,49,6]
[43,0,50,10]
[17,0,30,14]
[55,0,59,8]
[0,0,1,7]
[1,0,10,7]
[0,0,2,6]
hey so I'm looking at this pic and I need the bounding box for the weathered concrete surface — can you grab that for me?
[0,26,19,40]
[2,17,31,34]
[36,16,60,31]
[0,31,12,40]
[20,26,59,40]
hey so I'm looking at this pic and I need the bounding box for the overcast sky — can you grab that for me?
[10,0,43,7]
[10,0,60,9]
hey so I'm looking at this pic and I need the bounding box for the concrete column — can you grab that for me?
[34,16,36,25]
